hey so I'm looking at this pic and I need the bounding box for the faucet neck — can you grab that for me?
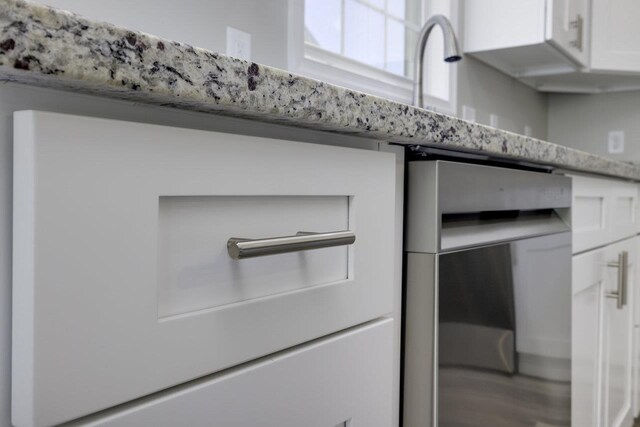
[412,14,461,108]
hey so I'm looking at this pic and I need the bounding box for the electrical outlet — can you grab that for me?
[462,105,476,123]
[608,130,625,154]
[489,114,499,128]
[524,125,532,137]
[226,27,251,60]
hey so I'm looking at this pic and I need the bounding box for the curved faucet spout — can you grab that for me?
[412,14,462,108]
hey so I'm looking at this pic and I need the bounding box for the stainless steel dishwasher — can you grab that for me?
[403,160,572,427]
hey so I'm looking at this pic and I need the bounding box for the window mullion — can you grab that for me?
[383,9,388,70]
[340,0,346,55]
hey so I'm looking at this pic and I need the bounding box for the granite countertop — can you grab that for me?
[0,0,638,180]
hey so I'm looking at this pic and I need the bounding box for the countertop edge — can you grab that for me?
[0,0,638,180]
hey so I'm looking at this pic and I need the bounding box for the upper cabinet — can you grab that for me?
[591,0,640,72]
[549,0,589,65]
[463,0,588,77]
[464,0,640,93]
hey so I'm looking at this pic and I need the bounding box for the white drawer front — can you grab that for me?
[67,319,394,427]
[157,195,350,317]
[12,111,396,427]
[571,174,639,253]
[611,184,639,242]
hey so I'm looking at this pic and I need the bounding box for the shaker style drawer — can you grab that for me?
[12,111,396,427]
[66,319,394,427]
[571,174,638,253]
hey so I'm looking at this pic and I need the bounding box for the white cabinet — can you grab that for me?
[601,238,634,427]
[571,174,638,254]
[12,111,396,427]
[463,0,588,77]
[572,173,638,427]
[549,0,589,64]
[68,319,394,427]
[573,238,635,427]
[572,246,603,427]
[634,236,640,418]
[591,0,640,73]
[465,0,640,93]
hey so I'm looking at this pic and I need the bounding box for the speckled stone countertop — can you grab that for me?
[0,0,638,180]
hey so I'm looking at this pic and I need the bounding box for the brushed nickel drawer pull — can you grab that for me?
[622,250,629,307]
[569,14,584,52]
[227,230,356,260]
[606,251,628,309]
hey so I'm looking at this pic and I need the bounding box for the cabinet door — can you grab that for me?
[571,174,639,254]
[591,0,640,72]
[571,174,611,253]
[573,246,606,427]
[601,239,634,427]
[12,111,396,427]
[67,319,394,427]
[611,184,639,243]
[547,0,589,66]
[572,237,636,427]
[633,236,640,417]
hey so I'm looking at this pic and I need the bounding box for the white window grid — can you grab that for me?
[288,0,458,115]
[304,0,423,78]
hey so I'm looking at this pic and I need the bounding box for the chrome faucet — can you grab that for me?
[412,14,462,108]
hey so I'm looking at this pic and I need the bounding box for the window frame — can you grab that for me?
[287,0,459,114]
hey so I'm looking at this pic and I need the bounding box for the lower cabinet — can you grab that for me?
[573,237,636,427]
[12,111,396,426]
[634,243,640,417]
[65,319,394,427]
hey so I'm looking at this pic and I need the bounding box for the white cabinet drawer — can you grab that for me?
[571,174,638,253]
[157,195,350,318]
[66,319,394,427]
[12,111,396,427]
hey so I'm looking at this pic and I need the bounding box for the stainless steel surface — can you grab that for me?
[404,233,572,427]
[406,160,572,253]
[606,252,626,309]
[227,230,355,259]
[435,161,571,213]
[606,251,629,309]
[403,160,572,427]
[570,14,584,51]
[403,252,437,427]
[440,209,570,251]
[412,15,462,108]
[623,250,629,307]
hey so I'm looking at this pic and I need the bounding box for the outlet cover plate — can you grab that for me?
[462,105,476,123]
[608,130,625,154]
[489,114,499,128]
[226,26,251,61]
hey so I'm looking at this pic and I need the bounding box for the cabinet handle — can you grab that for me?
[227,230,355,260]
[569,14,583,52]
[606,251,628,309]
[622,251,629,307]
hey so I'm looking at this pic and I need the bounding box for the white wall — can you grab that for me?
[548,90,640,162]
[36,0,290,69]
[457,56,549,140]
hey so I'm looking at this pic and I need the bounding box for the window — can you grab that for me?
[288,0,458,113]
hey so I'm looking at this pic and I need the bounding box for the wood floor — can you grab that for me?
[439,367,570,427]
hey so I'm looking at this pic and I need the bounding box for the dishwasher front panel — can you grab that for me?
[438,231,571,427]
[403,231,572,427]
